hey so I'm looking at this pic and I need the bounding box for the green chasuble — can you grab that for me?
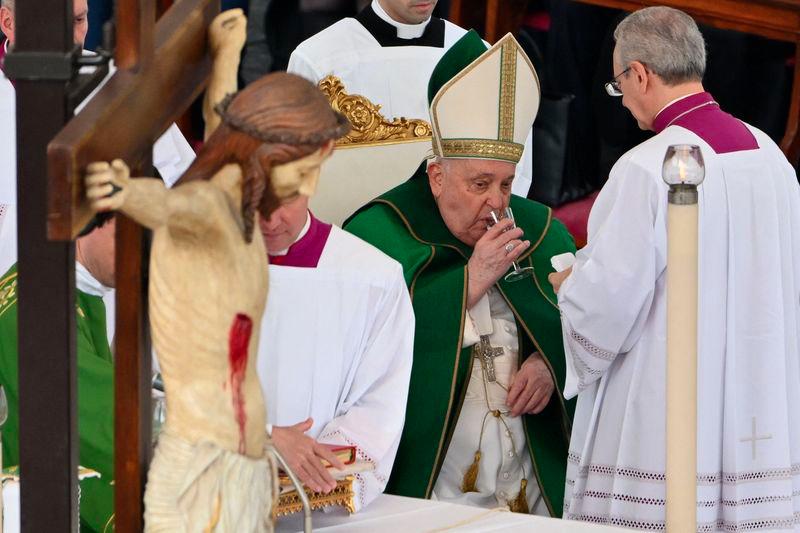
[344,164,577,516]
[0,264,115,532]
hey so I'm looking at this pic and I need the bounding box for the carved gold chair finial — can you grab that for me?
[318,75,432,146]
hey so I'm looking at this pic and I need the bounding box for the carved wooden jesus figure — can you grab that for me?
[83,12,349,530]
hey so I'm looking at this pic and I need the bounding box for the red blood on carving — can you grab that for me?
[229,313,252,454]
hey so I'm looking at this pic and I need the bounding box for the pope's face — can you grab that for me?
[378,0,437,25]
[428,158,515,247]
[259,194,309,253]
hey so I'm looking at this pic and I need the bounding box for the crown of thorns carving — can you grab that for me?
[215,93,351,145]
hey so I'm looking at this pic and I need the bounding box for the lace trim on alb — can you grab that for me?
[318,429,384,511]
[568,512,800,532]
[570,489,798,508]
[568,325,617,361]
[568,453,800,486]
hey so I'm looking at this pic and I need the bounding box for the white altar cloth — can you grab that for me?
[276,494,628,532]
[4,487,628,531]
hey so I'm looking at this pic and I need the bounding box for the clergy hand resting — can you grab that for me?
[467,218,530,308]
[271,418,346,494]
[507,353,555,416]
[547,267,572,294]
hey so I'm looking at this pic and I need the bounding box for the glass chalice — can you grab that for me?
[489,207,535,282]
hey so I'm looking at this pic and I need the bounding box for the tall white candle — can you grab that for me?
[662,145,704,532]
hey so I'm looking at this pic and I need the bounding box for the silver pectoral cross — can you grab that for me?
[474,335,504,382]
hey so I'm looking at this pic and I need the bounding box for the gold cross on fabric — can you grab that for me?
[474,335,504,382]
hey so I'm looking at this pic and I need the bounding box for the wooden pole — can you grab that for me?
[6,0,78,529]
[113,3,155,530]
[113,188,153,533]
[116,0,155,70]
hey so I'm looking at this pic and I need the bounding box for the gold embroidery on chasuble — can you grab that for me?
[0,274,17,318]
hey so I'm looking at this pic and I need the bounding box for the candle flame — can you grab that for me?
[678,159,687,182]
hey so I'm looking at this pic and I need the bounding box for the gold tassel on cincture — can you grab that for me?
[461,451,482,493]
[508,478,529,514]
[462,410,494,494]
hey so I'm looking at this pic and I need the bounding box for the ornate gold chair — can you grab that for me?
[310,76,433,226]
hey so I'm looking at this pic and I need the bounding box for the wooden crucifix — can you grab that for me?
[39,0,216,530]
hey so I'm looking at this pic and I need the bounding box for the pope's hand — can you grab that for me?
[467,218,530,307]
[506,352,554,417]
[85,159,130,213]
[209,8,247,57]
[271,418,346,494]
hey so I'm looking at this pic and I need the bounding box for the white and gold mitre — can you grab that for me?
[427,30,540,164]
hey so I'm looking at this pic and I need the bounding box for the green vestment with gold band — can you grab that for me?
[344,164,577,516]
[0,264,115,532]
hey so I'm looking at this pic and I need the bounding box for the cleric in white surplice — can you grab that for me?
[549,7,800,530]
[256,193,414,512]
[286,0,533,198]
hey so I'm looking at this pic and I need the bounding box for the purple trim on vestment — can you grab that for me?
[268,212,331,268]
[652,92,758,154]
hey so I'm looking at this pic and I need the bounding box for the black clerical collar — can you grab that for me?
[356,4,445,48]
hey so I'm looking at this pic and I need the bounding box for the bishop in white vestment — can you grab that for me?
[257,202,414,511]
[555,8,800,530]
[286,0,533,198]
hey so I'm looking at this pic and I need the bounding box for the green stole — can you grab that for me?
[0,264,115,532]
[344,164,577,516]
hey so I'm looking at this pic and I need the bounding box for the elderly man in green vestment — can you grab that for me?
[345,30,576,516]
[0,214,115,532]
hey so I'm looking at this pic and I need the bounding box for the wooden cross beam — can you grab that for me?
[48,0,218,239]
[45,0,218,530]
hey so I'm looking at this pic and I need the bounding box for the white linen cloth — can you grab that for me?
[275,493,630,532]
